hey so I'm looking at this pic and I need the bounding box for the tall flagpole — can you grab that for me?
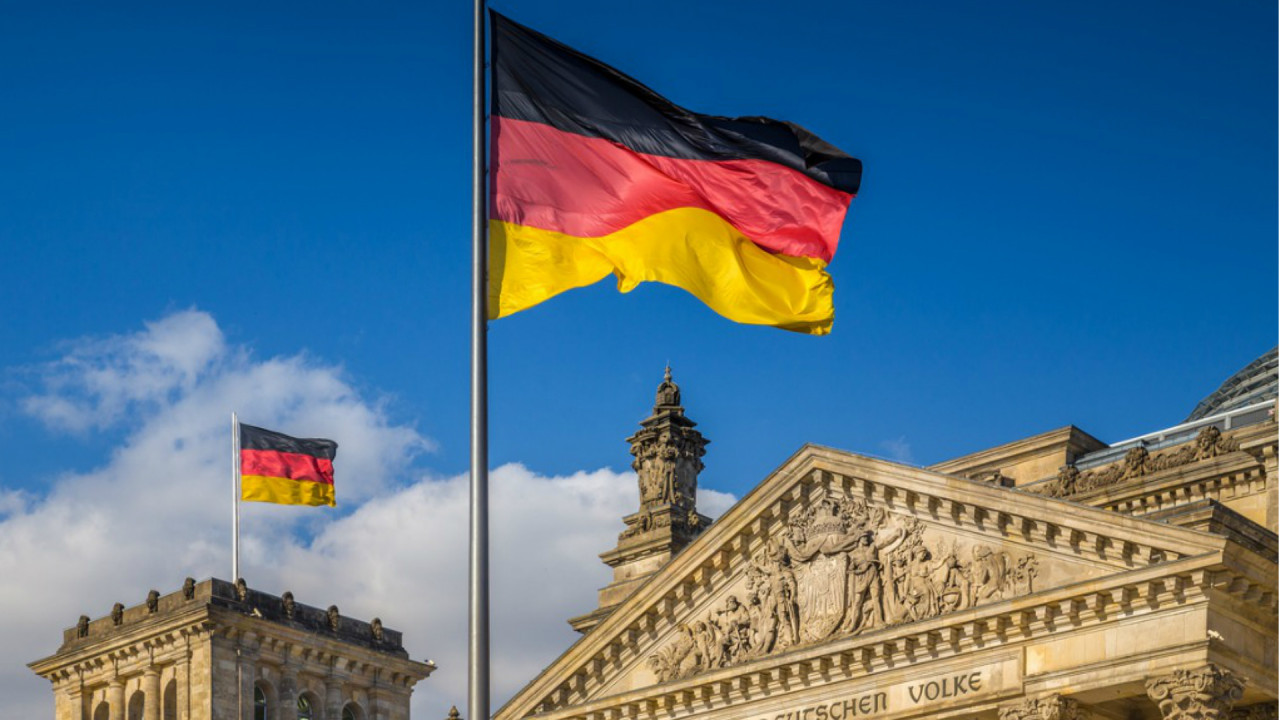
[231,412,241,583]
[469,0,491,717]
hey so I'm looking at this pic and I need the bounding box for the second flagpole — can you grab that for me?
[469,0,491,718]
[231,411,241,584]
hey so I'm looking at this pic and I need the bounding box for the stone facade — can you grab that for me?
[29,578,434,720]
[497,360,1279,720]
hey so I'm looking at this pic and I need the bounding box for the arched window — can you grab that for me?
[93,701,109,720]
[297,693,316,720]
[127,690,145,720]
[254,685,268,720]
[163,680,177,720]
[342,702,364,720]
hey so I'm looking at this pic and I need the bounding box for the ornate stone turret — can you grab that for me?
[569,367,711,633]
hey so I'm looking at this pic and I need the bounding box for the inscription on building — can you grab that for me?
[757,667,998,720]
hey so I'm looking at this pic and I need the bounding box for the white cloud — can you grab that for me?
[878,436,914,464]
[0,311,737,719]
[21,310,228,433]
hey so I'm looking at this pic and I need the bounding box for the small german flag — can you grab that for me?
[239,423,338,507]
[489,12,862,335]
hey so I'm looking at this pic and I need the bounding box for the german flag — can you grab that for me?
[489,12,862,335]
[239,423,338,507]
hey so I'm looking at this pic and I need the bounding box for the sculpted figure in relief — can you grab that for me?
[648,489,1041,683]
[1040,426,1239,498]
[745,540,799,655]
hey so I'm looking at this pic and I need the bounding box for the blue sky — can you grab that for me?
[0,1,1274,714]
[3,0,1273,492]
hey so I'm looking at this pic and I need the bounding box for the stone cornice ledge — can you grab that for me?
[929,426,1105,477]
[28,607,213,679]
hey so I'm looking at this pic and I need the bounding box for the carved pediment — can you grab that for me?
[499,445,1232,720]
[642,488,1058,687]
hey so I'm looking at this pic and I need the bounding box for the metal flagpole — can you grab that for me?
[469,0,491,717]
[232,412,241,583]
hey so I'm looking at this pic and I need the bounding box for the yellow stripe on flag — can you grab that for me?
[488,208,835,335]
[241,475,335,507]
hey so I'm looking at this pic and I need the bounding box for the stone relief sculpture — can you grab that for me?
[235,578,249,603]
[1040,427,1240,498]
[76,615,89,638]
[648,490,1039,683]
[371,617,385,643]
[146,590,160,613]
[633,432,702,509]
[111,603,124,626]
[282,591,296,619]
[327,605,341,631]
[182,577,196,600]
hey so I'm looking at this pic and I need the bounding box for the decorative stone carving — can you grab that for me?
[76,615,89,638]
[182,577,195,599]
[327,605,340,631]
[620,367,709,546]
[1040,427,1241,498]
[146,590,160,613]
[371,617,384,643]
[647,489,1039,682]
[999,695,1085,720]
[282,591,296,619]
[235,578,249,602]
[111,603,124,626]
[1231,704,1278,720]
[1154,426,1240,467]
[1146,665,1244,720]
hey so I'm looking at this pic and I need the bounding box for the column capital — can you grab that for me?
[999,694,1087,720]
[1146,664,1245,720]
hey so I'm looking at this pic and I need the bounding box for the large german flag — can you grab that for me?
[239,423,338,507]
[489,12,862,335]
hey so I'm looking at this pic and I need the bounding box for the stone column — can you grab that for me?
[324,676,343,720]
[107,678,126,720]
[998,694,1087,720]
[142,667,161,720]
[58,681,84,720]
[238,650,257,720]
[174,655,190,720]
[277,667,298,720]
[1146,664,1245,720]
[366,684,381,720]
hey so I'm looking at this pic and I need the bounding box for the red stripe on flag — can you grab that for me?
[241,449,334,486]
[491,117,852,263]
